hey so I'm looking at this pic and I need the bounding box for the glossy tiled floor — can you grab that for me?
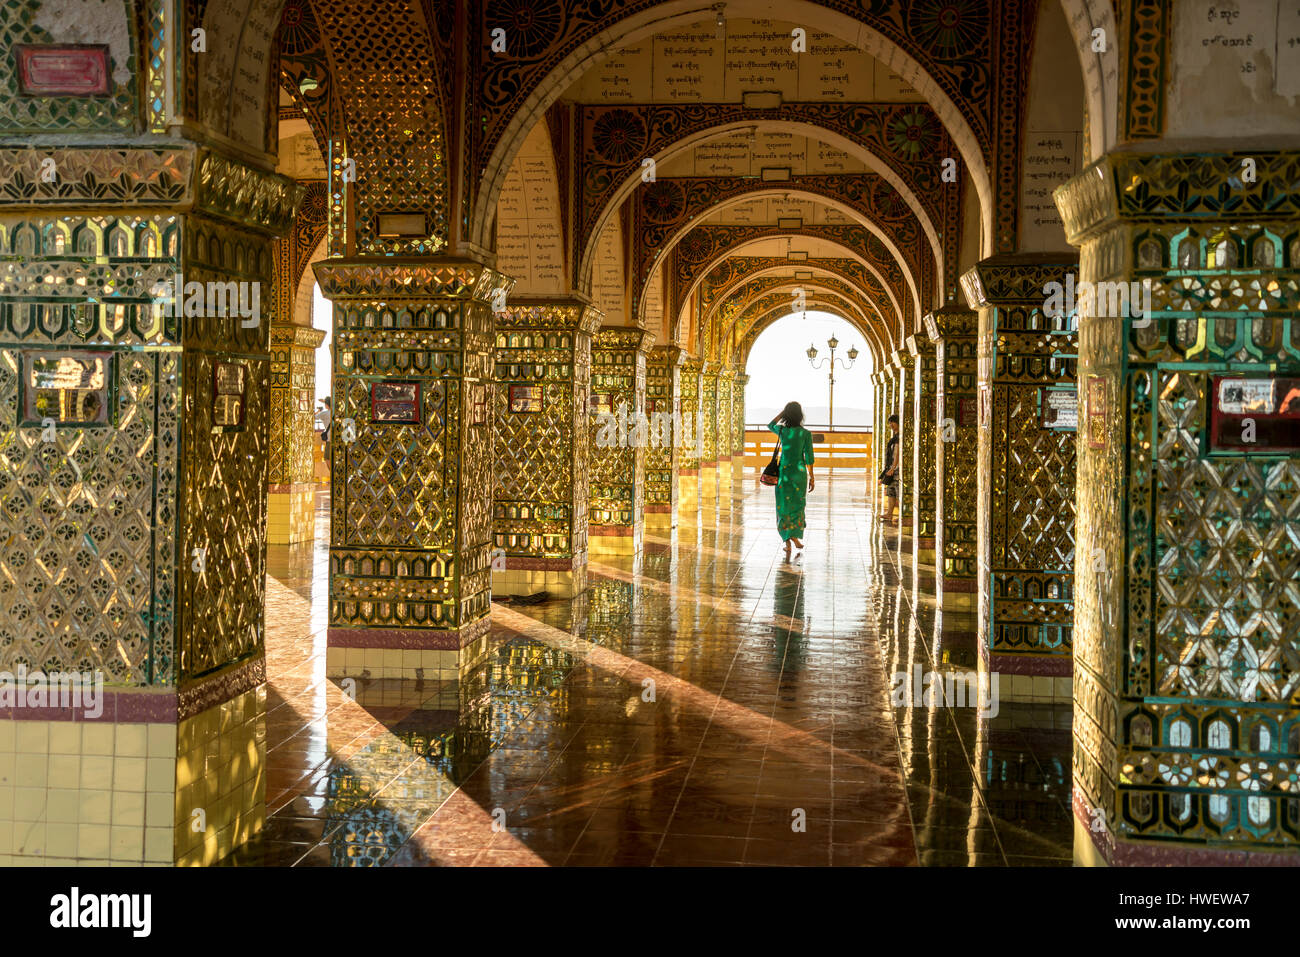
[225,473,1072,866]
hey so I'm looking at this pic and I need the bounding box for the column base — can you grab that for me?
[0,666,267,867]
[325,617,493,681]
[492,556,587,599]
[588,523,643,556]
[267,483,317,545]
[645,505,675,529]
[677,473,699,516]
[699,463,719,500]
[983,650,1072,703]
[176,675,268,866]
[937,578,977,611]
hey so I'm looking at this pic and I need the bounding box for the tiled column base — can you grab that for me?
[267,483,317,545]
[0,676,266,866]
[938,580,977,612]
[644,504,674,529]
[677,473,699,518]
[716,458,733,508]
[175,682,267,866]
[492,557,588,599]
[1,709,176,865]
[699,463,719,501]
[588,524,642,556]
[326,618,493,682]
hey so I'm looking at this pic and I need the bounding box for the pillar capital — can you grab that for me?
[650,343,686,367]
[924,306,978,343]
[493,297,603,336]
[1055,150,1300,246]
[959,254,1077,311]
[313,256,513,304]
[0,146,301,236]
[268,321,327,349]
[905,333,934,358]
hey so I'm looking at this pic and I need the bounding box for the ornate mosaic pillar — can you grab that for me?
[677,358,703,516]
[0,146,297,865]
[318,259,509,680]
[733,372,749,467]
[960,255,1078,701]
[589,326,649,553]
[645,344,683,529]
[869,370,882,502]
[909,334,938,567]
[491,299,601,598]
[716,368,735,504]
[892,350,915,525]
[1057,151,1300,865]
[877,365,895,519]
[925,308,979,610]
[699,363,720,503]
[268,322,325,544]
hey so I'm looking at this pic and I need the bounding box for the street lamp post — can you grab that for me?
[805,335,858,433]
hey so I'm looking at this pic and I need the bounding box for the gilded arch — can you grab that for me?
[667,224,912,338]
[632,176,931,326]
[572,109,958,295]
[470,0,1006,257]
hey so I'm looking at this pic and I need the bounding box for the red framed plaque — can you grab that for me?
[1209,375,1300,453]
[16,45,111,96]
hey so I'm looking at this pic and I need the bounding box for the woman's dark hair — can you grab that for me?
[888,414,899,424]
[779,401,805,428]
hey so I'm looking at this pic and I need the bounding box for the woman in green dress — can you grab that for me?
[767,401,815,555]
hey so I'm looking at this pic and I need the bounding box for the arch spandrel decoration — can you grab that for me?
[278,0,341,155]
[632,173,932,322]
[307,0,453,256]
[669,224,912,334]
[575,102,960,279]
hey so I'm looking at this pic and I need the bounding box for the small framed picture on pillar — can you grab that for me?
[212,361,247,429]
[1209,375,1300,454]
[508,383,543,413]
[23,351,112,426]
[371,381,421,424]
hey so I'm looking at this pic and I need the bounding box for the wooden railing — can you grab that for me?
[742,428,874,472]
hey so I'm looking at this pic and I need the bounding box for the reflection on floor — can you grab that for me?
[225,474,1072,866]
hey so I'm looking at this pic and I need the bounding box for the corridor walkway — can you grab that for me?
[228,474,1072,866]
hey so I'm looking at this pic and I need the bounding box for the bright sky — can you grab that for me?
[743,310,875,428]
[313,283,331,405]
[312,290,873,428]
